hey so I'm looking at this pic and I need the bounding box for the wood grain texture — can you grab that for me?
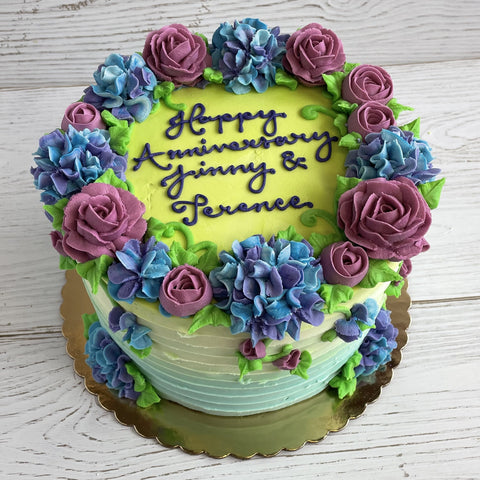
[1,0,479,478]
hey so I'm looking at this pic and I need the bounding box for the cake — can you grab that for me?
[32,19,444,417]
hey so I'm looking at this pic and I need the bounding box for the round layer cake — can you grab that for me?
[32,19,443,416]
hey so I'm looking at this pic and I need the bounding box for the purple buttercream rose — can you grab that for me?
[143,24,211,87]
[159,265,213,317]
[347,101,396,139]
[342,65,394,105]
[61,102,106,132]
[283,23,345,86]
[337,177,431,261]
[273,349,301,370]
[50,230,66,257]
[320,241,369,287]
[239,339,266,360]
[61,182,147,263]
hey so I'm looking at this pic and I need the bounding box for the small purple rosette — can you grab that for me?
[283,23,345,86]
[320,241,369,287]
[239,339,266,360]
[342,64,394,105]
[347,101,396,139]
[143,24,211,87]
[337,177,431,261]
[61,102,106,131]
[272,349,301,370]
[159,265,213,317]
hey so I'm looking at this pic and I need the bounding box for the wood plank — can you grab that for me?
[1,0,480,88]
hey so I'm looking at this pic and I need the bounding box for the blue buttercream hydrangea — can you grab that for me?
[31,125,127,205]
[334,299,378,343]
[107,237,171,303]
[83,53,158,123]
[355,308,398,377]
[345,126,441,185]
[85,321,139,401]
[209,235,324,346]
[211,18,288,94]
[108,306,152,351]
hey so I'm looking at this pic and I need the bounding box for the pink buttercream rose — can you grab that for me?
[143,24,212,87]
[61,102,106,132]
[342,65,394,105]
[239,339,266,360]
[337,177,431,261]
[273,349,301,370]
[347,101,396,138]
[50,230,67,257]
[159,265,213,316]
[283,23,345,86]
[61,182,147,263]
[320,241,369,287]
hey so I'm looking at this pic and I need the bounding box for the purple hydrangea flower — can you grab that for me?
[85,321,139,401]
[83,53,158,123]
[31,126,127,205]
[335,299,378,342]
[211,18,288,94]
[108,306,152,351]
[107,237,171,303]
[355,308,398,377]
[210,235,324,346]
[345,126,440,185]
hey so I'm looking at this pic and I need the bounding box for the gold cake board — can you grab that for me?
[61,269,410,459]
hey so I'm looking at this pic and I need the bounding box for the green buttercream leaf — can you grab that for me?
[196,244,219,275]
[187,304,231,335]
[94,168,131,192]
[387,98,414,119]
[321,329,338,342]
[301,104,337,120]
[277,225,304,242]
[335,176,362,204]
[145,217,195,248]
[82,313,98,340]
[358,259,402,289]
[275,69,298,90]
[332,99,358,115]
[203,67,223,84]
[101,110,134,156]
[145,217,169,242]
[168,241,199,268]
[291,350,312,380]
[59,255,77,270]
[386,278,404,298]
[400,117,421,138]
[308,232,343,257]
[320,284,354,314]
[237,352,263,380]
[338,132,363,150]
[153,82,186,111]
[342,351,362,380]
[75,255,114,294]
[322,71,345,102]
[418,177,445,210]
[333,113,348,136]
[129,345,152,359]
[344,62,360,75]
[44,198,68,232]
[329,374,357,399]
[125,362,146,392]
[136,383,161,408]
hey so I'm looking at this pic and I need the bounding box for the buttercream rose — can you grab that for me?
[159,265,213,316]
[283,23,345,86]
[347,101,396,138]
[61,182,147,263]
[143,24,211,87]
[273,349,301,370]
[61,102,106,132]
[337,177,431,261]
[342,65,394,105]
[320,241,369,287]
[239,339,266,360]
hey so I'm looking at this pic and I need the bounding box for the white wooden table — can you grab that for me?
[1,1,480,478]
